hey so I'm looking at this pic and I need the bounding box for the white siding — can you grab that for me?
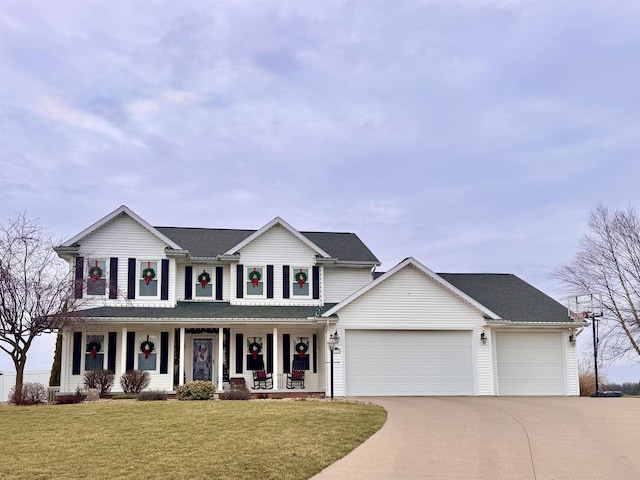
[334,265,491,396]
[566,332,579,395]
[231,225,323,305]
[323,268,373,303]
[337,265,486,329]
[77,215,175,307]
[60,325,174,394]
[227,328,321,390]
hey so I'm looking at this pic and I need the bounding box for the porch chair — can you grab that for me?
[252,369,273,389]
[286,360,305,389]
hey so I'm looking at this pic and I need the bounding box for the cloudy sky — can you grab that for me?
[1,0,639,380]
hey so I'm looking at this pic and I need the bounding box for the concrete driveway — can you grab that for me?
[311,397,640,480]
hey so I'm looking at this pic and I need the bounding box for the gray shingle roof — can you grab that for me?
[77,302,337,319]
[438,273,570,323]
[155,226,379,263]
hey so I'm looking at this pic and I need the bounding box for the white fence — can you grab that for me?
[0,371,51,402]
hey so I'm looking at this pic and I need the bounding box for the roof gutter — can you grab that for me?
[485,319,589,328]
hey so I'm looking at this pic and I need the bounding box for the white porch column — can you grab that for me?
[60,329,69,392]
[272,327,278,390]
[179,327,185,386]
[120,326,127,376]
[217,330,224,391]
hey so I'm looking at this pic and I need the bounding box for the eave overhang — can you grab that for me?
[485,319,588,328]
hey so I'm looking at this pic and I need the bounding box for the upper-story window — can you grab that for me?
[246,266,264,297]
[139,260,159,297]
[86,259,107,296]
[291,267,311,297]
[195,269,213,298]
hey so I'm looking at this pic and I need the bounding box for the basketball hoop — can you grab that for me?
[567,293,603,320]
[567,292,605,397]
[569,311,588,322]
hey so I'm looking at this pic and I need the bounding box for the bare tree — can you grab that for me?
[557,205,640,362]
[0,213,79,402]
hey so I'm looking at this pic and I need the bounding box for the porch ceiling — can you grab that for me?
[75,302,338,321]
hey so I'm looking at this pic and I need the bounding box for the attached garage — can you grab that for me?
[345,330,474,396]
[496,331,566,395]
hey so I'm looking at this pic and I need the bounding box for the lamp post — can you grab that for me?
[327,330,340,400]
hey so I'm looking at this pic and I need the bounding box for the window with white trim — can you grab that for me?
[85,334,104,371]
[139,260,159,297]
[86,259,107,296]
[291,267,311,297]
[195,268,214,298]
[246,266,264,297]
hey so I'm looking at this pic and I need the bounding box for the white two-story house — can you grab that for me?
[54,205,583,396]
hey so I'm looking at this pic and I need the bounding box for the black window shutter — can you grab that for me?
[72,332,82,375]
[283,266,290,299]
[74,257,84,299]
[161,259,169,300]
[108,332,117,372]
[266,265,274,299]
[215,267,223,300]
[235,334,243,373]
[283,334,290,373]
[127,258,136,299]
[312,266,320,299]
[266,334,273,373]
[185,266,193,300]
[236,264,244,298]
[126,331,135,371]
[160,332,169,374]
[109,258,118,299]
[313,334,318,373]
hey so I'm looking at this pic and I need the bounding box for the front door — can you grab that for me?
[193,338,213,382]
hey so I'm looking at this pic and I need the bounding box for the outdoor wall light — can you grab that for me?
[480,332,487,345]
[569,334,576,345]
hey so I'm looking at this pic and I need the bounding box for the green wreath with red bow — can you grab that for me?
[88,265,103,282]
[295,341,308,359]
[249,341,262,361]
[140,339,155,359]
[142,264,156,285]
[87,341,101,359]
[248,269,261,288]
[197,270,211,289]
[294,270,307,288]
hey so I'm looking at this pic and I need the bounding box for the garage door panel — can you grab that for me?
[346,330,474,396]
[496,332,565,395]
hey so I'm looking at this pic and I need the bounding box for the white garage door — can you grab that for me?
[496,332,565,395]
[345,330,474,396]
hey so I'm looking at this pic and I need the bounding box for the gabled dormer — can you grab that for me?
[55,205,184,307]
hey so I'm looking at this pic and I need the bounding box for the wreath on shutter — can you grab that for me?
[294,270,307,288]
[197,270,211,289]
[140,339,155,359]
[142,266,156,285]
[295,342,308,359]
[248,269,261,288]
[88,265,103,282]
[86,341,101,359]
[249,341,262,361]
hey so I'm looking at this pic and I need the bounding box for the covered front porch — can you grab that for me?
[61,302,339,396]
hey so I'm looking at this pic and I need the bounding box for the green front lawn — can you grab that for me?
[0,400,386,480]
